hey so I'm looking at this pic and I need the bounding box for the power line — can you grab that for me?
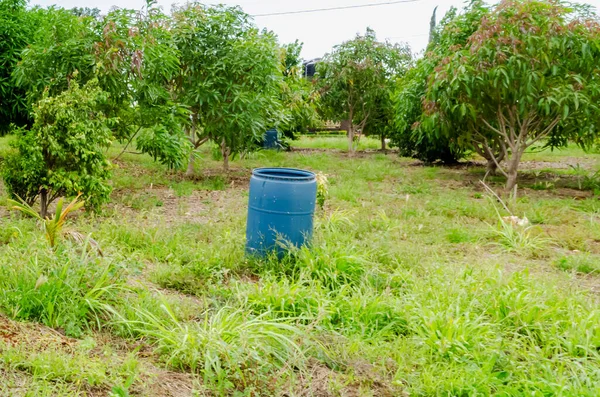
[251,0,422,18]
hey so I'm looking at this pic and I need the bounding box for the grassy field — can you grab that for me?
[292,135,382,151]
[1,136,600,395]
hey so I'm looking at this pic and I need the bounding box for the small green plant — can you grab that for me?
[569,164,600,193]
[555,254,600,275]
[8,194,84,248]
[531,181,555,190]
[569,163,588,190]
[317,209,355,234]
[316,172,329,209]
[480,181,551,255]
[490,216,550,255]
[582,171,600,194]
[371,209,401,232]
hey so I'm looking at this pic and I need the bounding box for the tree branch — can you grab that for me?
[481,118,503,136]
[513,105,523,132]
[115,126,142,160]
[480,180,513,216]
[482,117,511,151]
[528,116,560,147]
[474,135,509,178]
[484,142,509,178]
[48,190,62,210]
[472,141,487,158]
[194,136,209,149]
[505,106,518,149]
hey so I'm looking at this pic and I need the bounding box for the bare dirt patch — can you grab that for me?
[155,188,245,226]
[109,187,245,227]
[283,360,400,397]
[519,158,597,170]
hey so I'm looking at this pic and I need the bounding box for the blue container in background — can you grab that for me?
[246,168,317,257]
[263,128,279,150]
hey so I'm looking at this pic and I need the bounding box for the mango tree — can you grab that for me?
[14,4,189,168]
[172,4,282,173]
[96,5,189,168]
[362,90,397,151]
[426,0,600,191]
[392,1,487,163]
[317,28,411,154]
[0,0,43,133]
[14,7,97,104]
[279,40,321,139]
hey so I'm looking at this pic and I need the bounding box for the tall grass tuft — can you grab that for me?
[490,216,551,255]
[114,302,309,392]
[0,242,124,337]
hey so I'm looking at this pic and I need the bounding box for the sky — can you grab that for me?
[31,0,600,60]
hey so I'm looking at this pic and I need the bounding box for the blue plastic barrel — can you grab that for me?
[263,128,279,150]
[246,168,317,257]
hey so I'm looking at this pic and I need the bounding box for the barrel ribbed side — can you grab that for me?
[245,168,317,257]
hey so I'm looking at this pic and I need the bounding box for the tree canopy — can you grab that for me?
[0,0,38,133]
[278,41,321,139]
[391,1,488,163]
[317,28,411,154]
[172,3,283,172]
[14,7,97,105]
[13,4,189,169]
[426,0,600,190]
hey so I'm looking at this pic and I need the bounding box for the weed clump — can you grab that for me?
[0,242,124,337]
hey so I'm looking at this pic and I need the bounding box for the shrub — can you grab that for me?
[2,79,113,216]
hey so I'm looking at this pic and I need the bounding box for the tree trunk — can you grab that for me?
[221,138,230,172]
[340,119,351,133]
[381,134,386,151]
[347,127,355,156]
[185,124,196,177]
[506,171,518,192]
[40,189,48,218]
[486,159,497,176]
[347,108,355,156]
[223,151,229,172]
[474,140,505,178]
[505,150,523,192]
[185,150,195,177]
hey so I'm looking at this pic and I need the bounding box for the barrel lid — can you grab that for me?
[252,167,315,181]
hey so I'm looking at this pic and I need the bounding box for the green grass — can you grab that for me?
[0,236,125,337]
[555,254,600,275]
[1,138,600,394]
[521,142,600,163]
[291,135,382,151]
[489,216,552,257]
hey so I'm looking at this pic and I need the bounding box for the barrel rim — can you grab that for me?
[252,167,315,181]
